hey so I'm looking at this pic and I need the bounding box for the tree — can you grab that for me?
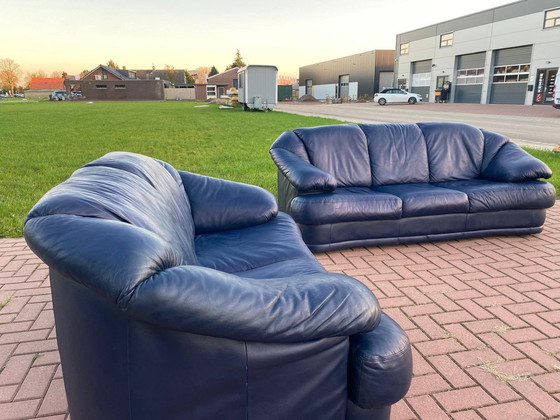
[209,65,219,77]
[24,70,47,89]
[195,66,210,84]
[0,58,22,95]
[107,59,120,69]
[225,49,246,70]
[164,64,177,84]
[80,69,90,79]
[185,70,195,84]
[49,71,67,79]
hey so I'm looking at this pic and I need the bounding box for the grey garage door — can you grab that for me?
[411,60,432,101]
[489,45,532,105]
[455,52,486,104]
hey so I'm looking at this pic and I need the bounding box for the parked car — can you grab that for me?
[70,91,83,98]
[50,90,68,101]
[374,88,422,105]
[14,93,25,98]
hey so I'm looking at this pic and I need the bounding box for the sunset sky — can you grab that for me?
[3,0,516,78]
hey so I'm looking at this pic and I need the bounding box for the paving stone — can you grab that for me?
[434,386,495,412]
[477,400,545,420]
[510,378,560,418]
[408,395,451,420]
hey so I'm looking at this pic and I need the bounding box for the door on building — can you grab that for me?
[436,76,450,103]
[338,75,350,99]
[306,79,313,96]
[533,68,558,105]
[411,60,432,101]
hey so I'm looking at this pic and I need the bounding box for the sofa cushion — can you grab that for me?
[418,122,484,182]
[293,125,372,187]
[195,213,324,274]
[374,184,469,217]
[289,188,402,225]
[360,123,429,186]
[28,152,199,266]
[434,179,556,212]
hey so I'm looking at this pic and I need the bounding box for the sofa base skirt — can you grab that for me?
[299,209,547,252]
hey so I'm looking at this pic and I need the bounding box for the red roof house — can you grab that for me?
[29,78,65,90]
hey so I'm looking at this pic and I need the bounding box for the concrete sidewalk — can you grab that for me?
[1,203,559,419]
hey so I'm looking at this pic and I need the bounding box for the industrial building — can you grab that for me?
[395,0,560,105]
[298,50,395,100]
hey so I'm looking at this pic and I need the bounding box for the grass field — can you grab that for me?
[1,100,558,238]
[0,101,344,237]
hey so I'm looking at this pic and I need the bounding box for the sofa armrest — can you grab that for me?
[127,265,380,342]
[348,313,413,409]
[179,171,278,234]
[25,214,380,343]
[481,142,552,182]
[270,148,337,193]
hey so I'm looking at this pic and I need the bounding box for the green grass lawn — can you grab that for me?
[0,101,344,237]
[1,100,558,238]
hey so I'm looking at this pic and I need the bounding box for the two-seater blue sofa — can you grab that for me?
[270,122,556,251]
[24,152,412,420]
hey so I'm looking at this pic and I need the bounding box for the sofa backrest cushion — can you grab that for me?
[293,125,372,187]
[27,152,199,266]
[418,122,484,183]
[360,123,429,186]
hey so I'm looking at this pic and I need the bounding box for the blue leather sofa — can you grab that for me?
[24,152,412,420]
[270,122,556,252]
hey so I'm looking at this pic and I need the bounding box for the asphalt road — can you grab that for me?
[276,102,560,149]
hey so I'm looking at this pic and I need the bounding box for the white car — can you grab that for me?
[374,89,422,105]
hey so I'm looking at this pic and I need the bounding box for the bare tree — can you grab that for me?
[24,70,47,89]
[0,58,22,95]
[164,64,177,84]
[195,66,210,84]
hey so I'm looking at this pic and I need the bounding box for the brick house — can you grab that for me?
[64,65,165,100]
[169,67,239,100]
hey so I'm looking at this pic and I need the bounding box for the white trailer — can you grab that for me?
[237,65,278,111]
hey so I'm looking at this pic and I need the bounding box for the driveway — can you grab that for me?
[276,102,560,149]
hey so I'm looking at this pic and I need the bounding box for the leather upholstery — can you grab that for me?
[294,124,372,187]
[360,123,429,186]
[270,123,556,251]
[24,151,412,420]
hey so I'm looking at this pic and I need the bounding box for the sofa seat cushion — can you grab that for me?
[434,179,556,213]
[373,184,469,217]
[195,212,324,275]
[289,188,402,225]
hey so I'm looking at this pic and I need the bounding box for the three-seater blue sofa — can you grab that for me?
[270,122,556,251]
[24,152,412,420]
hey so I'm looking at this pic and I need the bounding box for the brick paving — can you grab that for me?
[0,202,558,419]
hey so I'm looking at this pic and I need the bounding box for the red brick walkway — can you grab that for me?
[1,203,559,419]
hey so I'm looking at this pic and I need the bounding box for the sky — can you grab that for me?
[2,0,517,79]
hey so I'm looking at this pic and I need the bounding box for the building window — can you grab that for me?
[206,85,217,98]
[400,43,409,55]
[440,33,453,48]
[544,8,560,28]
[492,64,530,83]
[95,85,107,89]
[115,85,126,89]
[412,72,431,87]
[456,68,485,85]
[233,79,238,89]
